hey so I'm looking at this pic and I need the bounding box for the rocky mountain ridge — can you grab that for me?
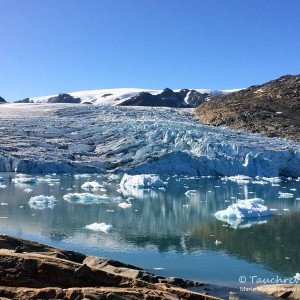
[196,74,300,141]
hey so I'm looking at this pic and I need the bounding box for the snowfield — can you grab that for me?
[28,87,236,105]
[0,103,299,177]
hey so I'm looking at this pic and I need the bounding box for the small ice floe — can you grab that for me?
[182,204,190,208]
[19,205,24,208]
[0,203,8,206]
[261,177,281,184]
[85,222,113,233]
[74,174,92,179]
[270,208,278,211]
[106,209,115,213]
[283,208,290,211]
[108,174,120,181]
[63,193,110,204]
[153,267,165,270]
[37,176,60,184]
[215,198,270,229]
[185,190,197,197]
[294,273,300,281]
[13,175,37,185]
[290,188,297,191]
[28,195,58,210]
[81,181,102,191]
[0,177,4,182]
[224,175,252,185]
[120,174,166,189]
[118,201,132,209]
[278,192,294,199]
[296,198,300,201]
[215,240,222,245]
[0,184,7,189]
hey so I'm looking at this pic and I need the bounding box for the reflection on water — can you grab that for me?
[0,173,299,285]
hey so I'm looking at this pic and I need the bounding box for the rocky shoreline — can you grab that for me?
[0,234,219,300]
[0,234,299,299]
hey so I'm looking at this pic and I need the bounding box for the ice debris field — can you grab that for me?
[1,172,299,232]
[0,104,299,177]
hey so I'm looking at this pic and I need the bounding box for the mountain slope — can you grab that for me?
[196,75,300,141]
[0,96,6,104]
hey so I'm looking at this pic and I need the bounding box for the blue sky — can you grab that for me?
[1,0,299,101]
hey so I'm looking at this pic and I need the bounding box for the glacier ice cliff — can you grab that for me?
[0,103,299,177]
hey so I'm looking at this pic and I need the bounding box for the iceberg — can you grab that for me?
[278,192,294,198]
[215,198,270,223]
[118,202,132,209]
[63,193,110,204]
[85,222,113,233]
[28,195,58,210]
[225,175,252,184]
[13,175,37,185]
[81,181,102,191]
[120,174,165,189]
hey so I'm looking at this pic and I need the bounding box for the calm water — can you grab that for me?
[0,173,299,286]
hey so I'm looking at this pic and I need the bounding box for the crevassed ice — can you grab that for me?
[0,105,300,177]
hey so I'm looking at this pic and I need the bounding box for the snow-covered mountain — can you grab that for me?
[16,87,239,107]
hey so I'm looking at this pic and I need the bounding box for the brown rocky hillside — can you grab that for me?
[196,75,300,141]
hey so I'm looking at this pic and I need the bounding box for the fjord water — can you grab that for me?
[0,173,299,286]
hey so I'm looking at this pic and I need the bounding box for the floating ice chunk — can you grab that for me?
[0,177,4,181]
[290,188,297,191]
[37,177,60,183]
[29,195,58,210]
[153,267,165,270]
[13,175,37,185]
[185,190,197,197]
[63,193,110,204]
[278,192,294,198]
[120,174,165,189]
[0,184,7,189]
[294,273,300,281]
[225,175,252,184]
[81,181,102,191]
[252,180,268,185]
[262,177,281,184]
[108,174,120,181]
[85,222,113,233]
[215,198,270,221]
[0,203,8,206]
[118,202,132,209]
[74,174,92,179]
[215,240,222,245]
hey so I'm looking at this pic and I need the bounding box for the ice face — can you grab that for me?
[0,104,299,177]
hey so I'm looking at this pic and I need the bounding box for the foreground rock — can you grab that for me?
[257,285,300,299]
[196,74,300,141]
[0,234,220,300]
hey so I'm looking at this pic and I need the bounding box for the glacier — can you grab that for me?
[0,103,300,177]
